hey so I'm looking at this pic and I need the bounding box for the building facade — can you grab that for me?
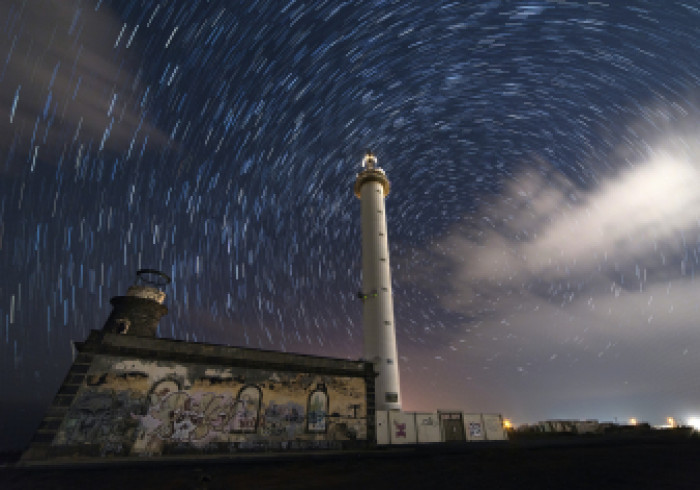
[24,331,375,459]
[23,271,376,460]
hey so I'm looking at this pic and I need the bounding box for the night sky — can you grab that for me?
[2,0,700,450]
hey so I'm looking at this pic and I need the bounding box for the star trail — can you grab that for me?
[1,0,700,449]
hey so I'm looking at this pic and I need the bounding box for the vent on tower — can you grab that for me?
[102,269,170,337]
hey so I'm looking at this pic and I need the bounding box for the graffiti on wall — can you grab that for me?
[394,421,407,438]
[469,422,483,437]
[142,391,234,443]
[133,383,264,452]
[263,401,305,438]
[53,355,368,455]
[54,390,143,454]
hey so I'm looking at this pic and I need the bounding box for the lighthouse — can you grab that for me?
[354,152,401,411]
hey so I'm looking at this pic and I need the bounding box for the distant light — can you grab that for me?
[629,418,638,426]
[687,417,700,430]
[503,419,513,429]
[667,417,675,428]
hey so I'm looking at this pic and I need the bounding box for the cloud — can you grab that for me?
[434,137,700,312]
[397,130,700,421]
[0,1,168,173]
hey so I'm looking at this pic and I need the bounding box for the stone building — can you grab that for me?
[23,270,375,460]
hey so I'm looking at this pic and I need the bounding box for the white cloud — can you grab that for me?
[435,139,700,313]
[398,131,700,422]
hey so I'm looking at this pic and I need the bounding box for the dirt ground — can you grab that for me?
[3,436,700,489]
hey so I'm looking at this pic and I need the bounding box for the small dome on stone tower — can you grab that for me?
[102,269,170,337]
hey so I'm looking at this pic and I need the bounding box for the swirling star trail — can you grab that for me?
[1,1,700,448]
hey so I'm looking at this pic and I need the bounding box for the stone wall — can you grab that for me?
[49,354,368,456]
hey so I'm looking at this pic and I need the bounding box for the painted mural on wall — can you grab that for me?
[53,356,367,455]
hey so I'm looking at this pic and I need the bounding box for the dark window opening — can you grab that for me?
[116,319,130,334]
[232,385,262,433]
[307,383,329,433]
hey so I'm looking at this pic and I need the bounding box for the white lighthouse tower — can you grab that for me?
[354,152,401,411]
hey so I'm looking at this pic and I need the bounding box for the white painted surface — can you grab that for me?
[357,172,401,411]
[482,413,507,440]
[415,412,441,443]
[376,410,390,445]
[389,411,417,444]
[463,413,486,441]
[376,411,508,444]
